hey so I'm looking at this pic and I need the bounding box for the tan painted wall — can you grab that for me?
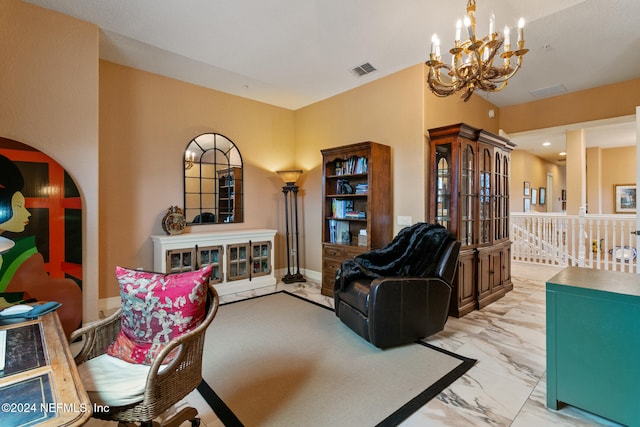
[500,78,639,217]
[0,0,100,321]
[424,71,501,133]
[511,146,634,215]
[586,147,602,214]
[586,146,637,214]
[500,79,640,134]
[294,64,501,274]
[99,61,296,299]
[565,130,587,214]
[295,65,426,274]
[601,146,636,214]
[510,151,566,213]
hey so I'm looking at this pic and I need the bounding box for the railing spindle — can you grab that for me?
[510,212,635,272]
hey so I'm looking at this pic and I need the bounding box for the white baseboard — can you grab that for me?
[275,268,321,283]
[301,268,322,283]
[214,275,276,296]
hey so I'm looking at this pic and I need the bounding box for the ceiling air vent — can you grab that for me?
[351,62,377,77]
[530,84,567,99]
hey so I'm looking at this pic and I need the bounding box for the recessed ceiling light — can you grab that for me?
[543,142,551,146]
[559,152,566,156]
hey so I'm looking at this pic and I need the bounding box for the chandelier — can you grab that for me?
[426,0,528,102]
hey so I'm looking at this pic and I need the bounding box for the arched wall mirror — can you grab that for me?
[184,133,243,224]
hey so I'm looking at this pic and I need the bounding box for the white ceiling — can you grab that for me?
[24,0,640,158]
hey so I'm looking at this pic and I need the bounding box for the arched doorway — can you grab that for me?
[0,137,83,336]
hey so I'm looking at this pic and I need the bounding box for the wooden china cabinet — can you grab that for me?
[320,141,391,296]
[428,123,515,317]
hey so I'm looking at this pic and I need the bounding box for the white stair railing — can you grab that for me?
[511,211,638,273]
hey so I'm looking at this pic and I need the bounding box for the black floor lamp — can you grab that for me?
[277,169,306,284]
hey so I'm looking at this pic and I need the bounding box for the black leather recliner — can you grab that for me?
[334,223,461,349]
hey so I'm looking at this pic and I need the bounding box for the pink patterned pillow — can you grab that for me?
[106,265,212,365]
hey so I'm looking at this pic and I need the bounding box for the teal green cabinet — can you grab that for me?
[546,266,640,426]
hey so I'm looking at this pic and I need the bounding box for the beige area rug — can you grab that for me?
[197,292,475,427]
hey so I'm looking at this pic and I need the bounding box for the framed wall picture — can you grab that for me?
[614,184,636,213]
[524,198,531,212]
[531,188,537,205]
[524,181,531,196]
[539,187,546,205]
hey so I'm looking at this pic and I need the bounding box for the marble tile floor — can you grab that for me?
[84,262,624,427]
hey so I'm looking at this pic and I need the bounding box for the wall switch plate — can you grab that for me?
[397,216,412,226]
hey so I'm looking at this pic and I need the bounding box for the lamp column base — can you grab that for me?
[282,272,306,284]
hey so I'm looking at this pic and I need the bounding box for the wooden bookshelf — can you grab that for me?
[320,141,391,296]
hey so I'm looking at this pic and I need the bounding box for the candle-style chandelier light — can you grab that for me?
[426,0,528,102]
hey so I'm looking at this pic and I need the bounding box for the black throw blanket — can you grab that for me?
[335,222,454,291]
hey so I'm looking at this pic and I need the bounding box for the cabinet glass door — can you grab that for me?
[197,245,223,284]
[494,153,503,240]
[435,143,452,231]
[479,147,492,245]
[166,249,195,273]
[460,144,475,246]
[251,241,271,277]
[494,154,510,240]
[227,243,249,281]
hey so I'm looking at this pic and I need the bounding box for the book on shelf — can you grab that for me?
[354,156,367,174]
[354,183,368,194]
[336,156,368,175]
[328,219,351,244]
[331,199,354,219]
[345,211,366,219]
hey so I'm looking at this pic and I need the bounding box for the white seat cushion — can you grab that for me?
[78,353,167,407]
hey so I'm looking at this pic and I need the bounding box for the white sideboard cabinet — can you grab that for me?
[151,229,276,296]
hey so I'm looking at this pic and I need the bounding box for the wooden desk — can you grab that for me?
[0,311,91,426]
[546,266,640,426]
